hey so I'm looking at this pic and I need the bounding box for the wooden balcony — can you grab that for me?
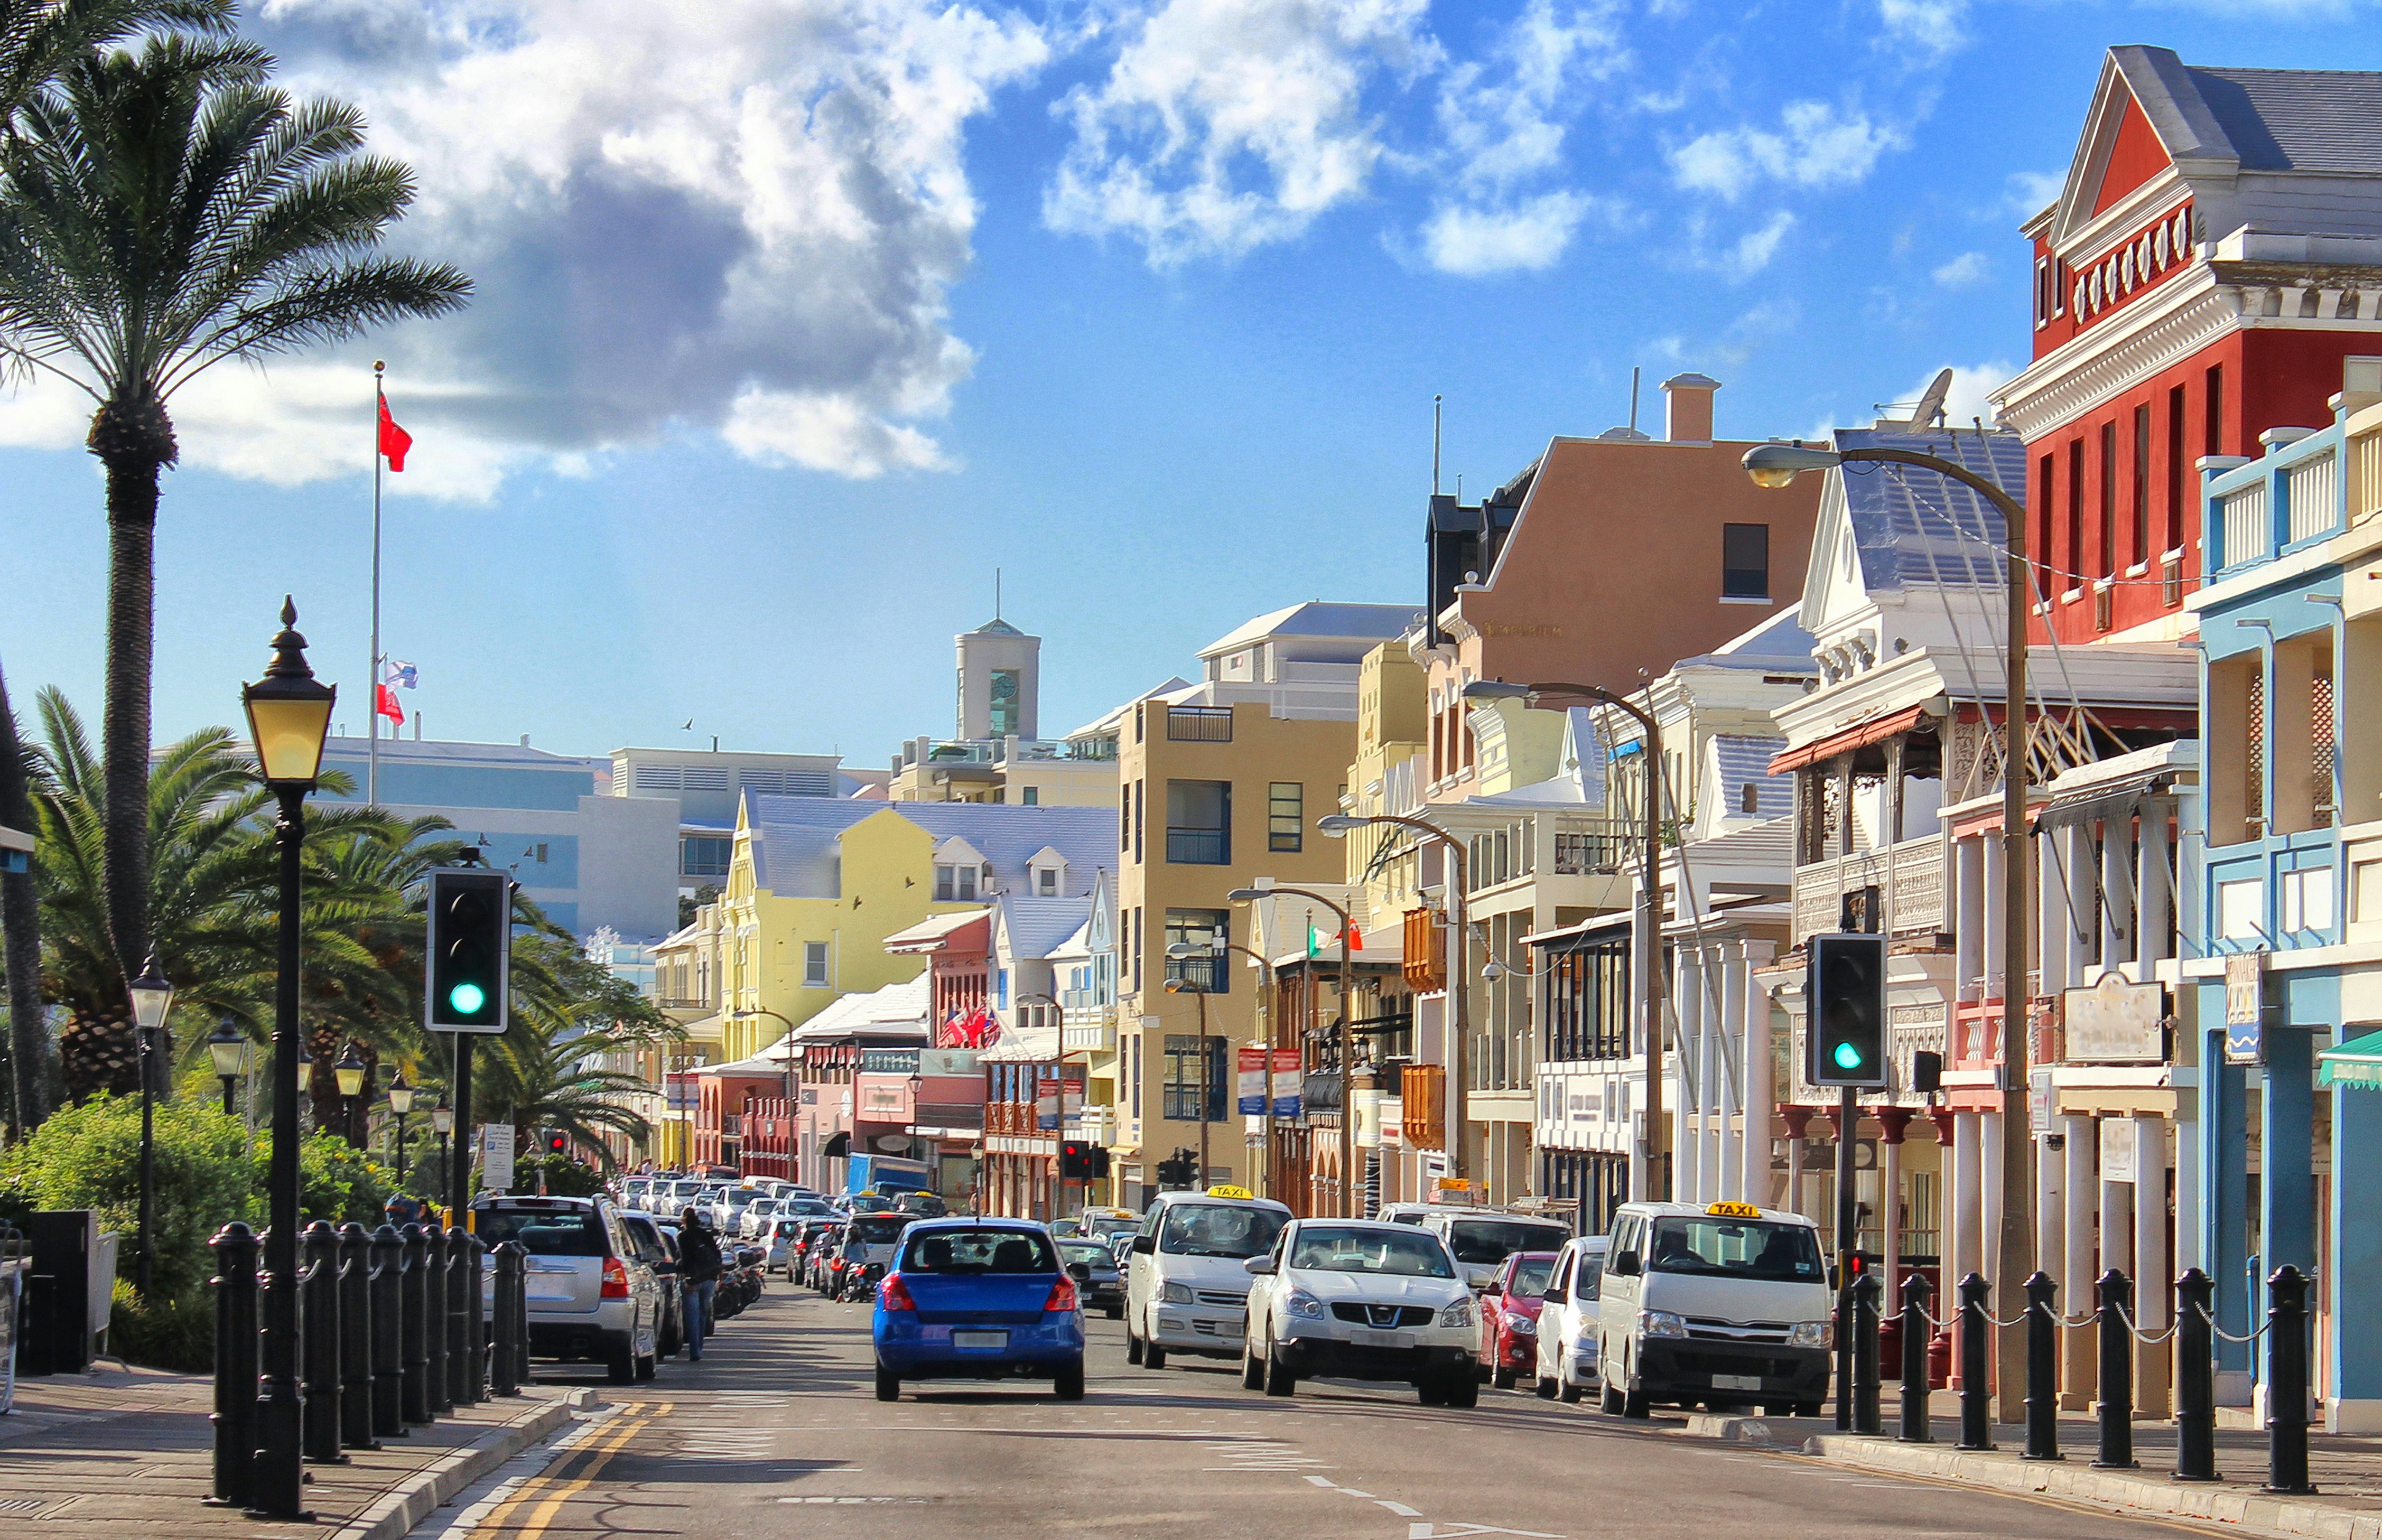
[1400,1066,1445,1150]
[1791,834,1947,946]
[1403,908,1446,992]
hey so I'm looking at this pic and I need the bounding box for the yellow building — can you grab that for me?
[714,796,1114,1062]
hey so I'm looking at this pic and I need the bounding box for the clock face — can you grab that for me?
[991,673,1018,701]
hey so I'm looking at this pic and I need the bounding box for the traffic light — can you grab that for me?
[426,869,510,1032]
[1808,932,1888,1088]
[1089,1146,1111,1180]
[1060,1140,1092,1180]
[544,1128,568,1155]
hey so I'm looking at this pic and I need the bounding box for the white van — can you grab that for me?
[1124,1187,1292,1369]
[1417,1208,1573,1292]
[1596,1200,1832,1418]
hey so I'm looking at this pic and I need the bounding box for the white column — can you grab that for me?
[1955,835,1986,997]
[2138,808,2173,967]
[1981,838,2007,999]
[1719,943,1747,1202]
[2134,1115,2169,1329]
[2100,1158,2135,1322]
[2100,818,2133,972]
[1675,944,1702,1205]
[2039,824,2068,1002]
[1882,1133,1904,1305]
[2064,825,2097,990]
[1696,949,1723,1202]
[1741,950,1776,1204]
[1952,1112,1982,1292]
[2036,1131,2066,1276]
[1981,1109,2006,1289]
[2061,1115,2097,1291]
[1785,1127,1806,1219]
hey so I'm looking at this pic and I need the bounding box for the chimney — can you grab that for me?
[1661,372,1720,443]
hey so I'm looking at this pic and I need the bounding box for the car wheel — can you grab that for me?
[874,1366,900,1402]
[1104,1304,1123,1320]
[1125,1327,1144,1366]
[1794,1401,1825,1418]
[1442,1374,1480,1410]
[1240,1346,1264,1390]
[1262,1342,1296,1398]
[1417,1380,1445,1407]
[1623,1385,1650,1419]
[1599,1377,1625,1415]
[1535,1371,1559,1400]
[607,1343,637,1384]
[1053,1362,1085,1401]
[1558,1373,1584,1405]
[635,1349,657,1382]
[1492,1363,1517,1390]
[1144,1338,1167,1370]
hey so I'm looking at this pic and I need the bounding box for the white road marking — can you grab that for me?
[1305,1476,1337,1488]
[1378,1501,1424,1517]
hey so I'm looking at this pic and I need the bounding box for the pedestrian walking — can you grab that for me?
[677,1207,724,1361]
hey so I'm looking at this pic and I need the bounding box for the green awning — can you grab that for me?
[2317,1029,2382,1091]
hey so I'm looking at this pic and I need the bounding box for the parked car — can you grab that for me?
[763,1217,805,1277]
[740,1197,785,1239]
[1597,1201,1830,1417]
[1476,1250,1558,1389]
[1533,1235,1608,1403]
[1416,1209,1573,1292]
[1241,1218,1478,1406]
[472,1193,662,1384]
[711,1186,765,1235]
[1058,1239,1125,1319]
[894,1191,948,1218]
[871,1219,1085,1401]
[832,1211,913,1301]
[618,1209,684,1359]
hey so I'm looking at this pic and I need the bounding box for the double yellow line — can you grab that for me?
[473,1402,673,1537]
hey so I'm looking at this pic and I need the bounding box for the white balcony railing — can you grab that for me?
[1063,1004,1117,1053]
[1791,834,1948,945]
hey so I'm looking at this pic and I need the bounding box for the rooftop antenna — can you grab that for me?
[1628,366,1641,436]
[995,566,1001,621]
[1432,395,1443,496]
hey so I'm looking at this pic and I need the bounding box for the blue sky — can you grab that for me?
[4,0,2380,771]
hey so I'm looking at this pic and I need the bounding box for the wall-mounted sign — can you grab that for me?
[2028,1068,2054,1136]
[2061,971,2168,1063]
[2225,951,2266,1065]
[2099,1117,2137,1184]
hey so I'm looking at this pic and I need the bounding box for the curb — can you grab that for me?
[332,1389,602,1540]
[1806,1434,2382,1540]
[1678,1413,1838,1445]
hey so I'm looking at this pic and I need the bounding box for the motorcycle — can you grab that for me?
[842,1257,887,1303]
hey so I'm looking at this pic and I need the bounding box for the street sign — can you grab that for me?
[2225,951,2266,1065]
[2029,1068,2054,1135]
[1236,1047,1303,1116]
[479,1124,515,1192]
[2100,1117,2137,1184]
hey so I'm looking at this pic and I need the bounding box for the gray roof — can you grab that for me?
[745,796,1112,900]
[998,894,1096,963]
[2116,46,2382,175]
[320,735,598,769]
[1830,426,2023,596]
[1712,735,1794,821]
[1199,601,1421,658]
[1675,604,1817,670]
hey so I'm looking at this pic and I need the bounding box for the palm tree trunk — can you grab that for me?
[0,657,49,1134]
[98,445,163,1092]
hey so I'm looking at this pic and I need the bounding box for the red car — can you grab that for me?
[1477,1251,1559,1389]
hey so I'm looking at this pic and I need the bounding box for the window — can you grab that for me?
[995,969,1009,1010]
[2098,420,2117,577]
[803,941,829,987]
[1121,787,1131,853]
[2065,440,2083,591]
[2132,403,2151,567]
[1021,786,1038,806]
[1721,523,1769,599]
[934,863,978,902]
[1269,782,1303,852]
[1036,866,1058,895]
[1133,780,1144,863]
[1167,705,1234,741]
[681,835,732,878]
[1166,779,1231,864]
[1165,909,1230,993]
[2035,257,2051,328]
[2219,880,2264,940]
[2206,364,2225,459]
[1161,1033,1227,1122]
[2281,867,2336,935]
[2166,382,2188,556]
[988,668,1021,737]
[1129,907,1140,991]
[1129,1032,1142,1119]
[2035,453,2055,596]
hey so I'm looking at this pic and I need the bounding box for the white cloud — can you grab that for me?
[1419,192,1595,275]
[1670,100,1903,201]
[1879,0,1967,58]
[1932,251,1988,287]
[1045,0,1439,266]
[1883,360,2018,428]
[1692,210,1795,278]
[0,0,1054,499]
[2005,167,2063,217]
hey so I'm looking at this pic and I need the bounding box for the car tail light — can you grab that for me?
[1043,1274,1078,1314]
[830,1258,844,1271]
[880,1274,917,1312]
[601,1257,631,1299]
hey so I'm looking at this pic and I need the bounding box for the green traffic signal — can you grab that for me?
[1832,1040,1864,1070]
[450,981,487,1015]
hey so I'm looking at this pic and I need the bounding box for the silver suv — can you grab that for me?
[474,1194,662,1383]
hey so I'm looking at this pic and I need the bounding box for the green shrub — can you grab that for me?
[506,1153,605,1197]
[284,1130,394,1227]
[109,1277,214,1373]
[0,1096,256,1295]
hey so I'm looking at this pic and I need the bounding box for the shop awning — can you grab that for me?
[2319,1029,2382,1091]
[820,1130,851,1159]
[2033,767,2176,833]
[1767,705,1930,776]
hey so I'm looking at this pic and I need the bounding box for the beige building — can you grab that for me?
[888,615,1131,807]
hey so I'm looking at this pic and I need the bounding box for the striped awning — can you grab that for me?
[1767,706,1931,776]
[2318,1029,2382,1091]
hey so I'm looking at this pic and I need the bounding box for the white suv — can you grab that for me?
[1240,1218,1479,1406]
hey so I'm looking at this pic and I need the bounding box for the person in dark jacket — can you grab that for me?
[677,1207,725,1360]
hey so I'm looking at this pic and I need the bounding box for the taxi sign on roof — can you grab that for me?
[1205,1184,1255,1200]
[1706,1201,1762,1218]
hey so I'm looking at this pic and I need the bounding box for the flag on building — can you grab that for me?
[378,396,412,471]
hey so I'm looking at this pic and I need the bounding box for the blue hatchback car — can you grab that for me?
[871,1218,1086,1401]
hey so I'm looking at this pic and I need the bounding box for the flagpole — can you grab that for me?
[369,361,385,805]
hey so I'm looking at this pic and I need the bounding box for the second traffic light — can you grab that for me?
[427,869,511,1032]
[1808,932,1887,1088]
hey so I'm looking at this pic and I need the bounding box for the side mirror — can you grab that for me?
[1132,1235,1156,1254]
[1067,1262,1093,1283]
[1543,1286,1567,1304]
[1611,1249,1640,1277]
[1243,1255,1276,1276]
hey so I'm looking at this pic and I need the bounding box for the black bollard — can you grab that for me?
[446,1228,474,1406]
[463,1232,488,1402]
[368,1225,407,1438]
[2023,1272,2062,1461]
[1853,1272,1883,1435]
[206,1222,260,1509]
[2092,1268,2138,1469]
[490,1241,525,1397]
[423,1219,451,1417]
[2174,1268,2221,1482]
[1958,1273,1994,1450]
[400,1223,432,1424]
[2266,1265,2316,1495]
[337,1224,378,1451]
[301,1222,346,1464]
[1898,1272,1933,1443]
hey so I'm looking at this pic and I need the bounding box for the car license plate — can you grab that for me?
[1351,1329,1403,1348]
[1711,1373,1762,1391]
[952,1330,1007,1350]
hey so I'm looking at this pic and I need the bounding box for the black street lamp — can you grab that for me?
[1160,976,1214,1192]
[333,1046,366,1145]
[241,597,335,1520]
[431,1098,454,1197]
[127,956,174,1300]
[387,1074,414,1182]
[208,1019,250,1116]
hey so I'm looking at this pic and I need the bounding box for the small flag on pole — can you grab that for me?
[377,396,412,471]
[374,683,404,725]
[384,659,417,690]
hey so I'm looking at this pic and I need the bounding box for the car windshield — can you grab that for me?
[1646,1217,1824,1283]
[474,1207,607,1257]
[849,1215,908,1244]
[1158,1203,1286,1259]
[902,1228,1058,1274]
[774,1219,802,1236]
[1572,1251,1605,1300]
[1506,1257,1556,1298]
[1058,1242,1113,1269]
[1289,1227,1455,1278]
[1446,1220,1570,1264]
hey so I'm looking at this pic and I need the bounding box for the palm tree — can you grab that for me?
[0,657,44,1132]
[0,35,469,1048]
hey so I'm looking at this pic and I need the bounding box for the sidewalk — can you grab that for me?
[0,1361,596,1540]
[1673,1392,2382,1539]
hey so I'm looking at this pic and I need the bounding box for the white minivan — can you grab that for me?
[1531,1234,1607,1403]
[1125,1187,1291,1369]
[1596,1201,1832,1418]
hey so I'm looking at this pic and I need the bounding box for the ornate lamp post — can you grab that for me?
[208,1019,250,1116]
[431,1098,454,1198]
[127,957,174,1300]
[387,1074,414,1182]
[241,598,336,1519]
[333,1046,366,1147]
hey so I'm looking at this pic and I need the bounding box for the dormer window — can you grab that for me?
[1025,844,1069,898]
[934,863,975,902]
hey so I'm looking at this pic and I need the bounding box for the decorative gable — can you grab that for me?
[2090,91,2173,219]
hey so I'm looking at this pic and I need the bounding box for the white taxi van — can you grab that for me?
[1596,1200,1832,1418]
[1124,1186,1291,1369]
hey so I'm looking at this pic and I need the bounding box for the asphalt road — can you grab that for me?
[426,1283,2209,1540]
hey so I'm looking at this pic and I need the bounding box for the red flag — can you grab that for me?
[374,683,405,725]
[377,396,412,471]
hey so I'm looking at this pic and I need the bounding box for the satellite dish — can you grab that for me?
[1908,368,1953,428]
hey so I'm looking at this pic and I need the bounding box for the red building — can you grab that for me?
[692,1058,787,1173]
[884,909,992,1040]
[1999,46,2382,643]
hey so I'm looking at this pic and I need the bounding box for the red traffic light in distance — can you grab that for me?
[544,1130,567,1154]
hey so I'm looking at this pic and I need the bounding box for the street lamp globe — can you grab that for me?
[1460,680,1532,702]
[127,955,174,1032]
[1741,442,1843,490]
[333,1047,367,1099]
[430,1100,454,1137]
[207,1019,249,1078]
[387,1074,415,1115]
[1224,887,1269,903]
[241,597,337,788]
[1314,814,1365,836]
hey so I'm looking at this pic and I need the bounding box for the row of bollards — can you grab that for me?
[208,1217,528,1514]
[1848,1263,2317,1495]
